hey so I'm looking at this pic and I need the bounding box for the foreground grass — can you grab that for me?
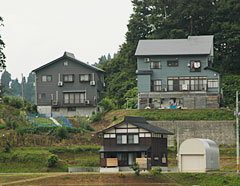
[3,173,240,186]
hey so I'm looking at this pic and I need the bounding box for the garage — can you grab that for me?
[179,138,220,172]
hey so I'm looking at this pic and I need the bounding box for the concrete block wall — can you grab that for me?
[148,120,235,146]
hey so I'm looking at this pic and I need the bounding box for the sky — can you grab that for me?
[0,0,133,80]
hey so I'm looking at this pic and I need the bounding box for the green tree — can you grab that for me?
[1,70,11,95]
[11,78,22,96]
[24,72,35,103]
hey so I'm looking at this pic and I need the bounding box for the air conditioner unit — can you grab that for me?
[58,81,63,87]
[90,81,96,86]
[85,100,90,104]
[144,58,150,62]
[52,101,58,106]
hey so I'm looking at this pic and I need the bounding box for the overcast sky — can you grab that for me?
[0,0,133,80]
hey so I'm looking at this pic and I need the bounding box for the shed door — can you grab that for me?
[181,155,204,172]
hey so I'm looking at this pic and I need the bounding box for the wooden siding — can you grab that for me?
[151,138,168,166]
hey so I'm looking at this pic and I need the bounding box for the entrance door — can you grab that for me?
[173,79,179,91]
[128,153,134,165]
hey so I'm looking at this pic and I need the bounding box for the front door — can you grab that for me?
[128,153,134,165]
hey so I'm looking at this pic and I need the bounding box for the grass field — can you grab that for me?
[2,172,240,186]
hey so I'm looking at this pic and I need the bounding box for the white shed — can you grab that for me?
[179,138,220,172]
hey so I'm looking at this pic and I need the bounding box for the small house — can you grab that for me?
[98,116,173,172]
[179,138,220,172]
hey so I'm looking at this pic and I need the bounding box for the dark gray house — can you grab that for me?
[32,52,105,116]
[98,116,173,172]
[135,35,220,109]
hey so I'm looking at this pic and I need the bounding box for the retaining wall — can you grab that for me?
[148,120,235,146]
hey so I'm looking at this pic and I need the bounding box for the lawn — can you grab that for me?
[32,117,56,125]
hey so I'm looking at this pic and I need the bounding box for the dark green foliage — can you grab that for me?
[222,74,240,108]
[4,141,10,153]
[76,117,94,131]
[112,116,117,122]
[130,162,140,176]
[47,154,58,167]
[0,123,4,130]
[0,16,6,69]
[55,127,68,140]
[98,98,116,113]
[91,112,104,122]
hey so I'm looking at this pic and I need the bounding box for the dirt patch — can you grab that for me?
[6,173,179,186]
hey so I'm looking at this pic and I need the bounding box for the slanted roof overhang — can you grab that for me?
[99,145,151,152]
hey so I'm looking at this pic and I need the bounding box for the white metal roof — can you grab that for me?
[135,35,214,56]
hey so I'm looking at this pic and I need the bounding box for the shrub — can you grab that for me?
[55,127,68,140]
[0,123,5,130]
[112,116,117,121]
[130,162,140,176]
[47,154,58,167]
[151,167,162,175]
[98,98,116,113]
[77,117,94,131]
[91,112,104,122]
[4,141,11,153]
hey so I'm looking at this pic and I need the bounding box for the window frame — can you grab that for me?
[117,134,139,145]
[150,61,161,69]
[167,60,178,67]
[41,75,52,82]
[152,80,162,92]
[79,74,90,82]
[208,79,219,88]
[63,92,85,104]
[190,60,201,72]
[63,74,74,83]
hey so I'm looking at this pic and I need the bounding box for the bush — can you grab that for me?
[4,141,11,153]
[47,154,58,167]
[55,127,68,140]
[91,112,104,122]
[130,162,140,176]
[0,123,5,130]
[98,98,116,113]
[151,167,162,175]
[77,117,94,131]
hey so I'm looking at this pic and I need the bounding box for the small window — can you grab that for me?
[42,75,52,82]
[152,80,162,92]
[150,61,161,69]
[68,107,76,111]
[38,93,46,99]
[208,79,218,88]
[63,74,74,82]
[167,60,178,67]
[117,135,127,144]
[79,74,90,82]
[128,135,134,144]
[63,61,68,66]
[190,61,201,72]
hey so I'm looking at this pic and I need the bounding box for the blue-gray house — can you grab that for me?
[135,35,220,109]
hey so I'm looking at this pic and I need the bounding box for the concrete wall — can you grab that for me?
[148,120,235,146]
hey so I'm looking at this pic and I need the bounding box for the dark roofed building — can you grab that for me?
[98,116,173,172]
[32,52,105,116]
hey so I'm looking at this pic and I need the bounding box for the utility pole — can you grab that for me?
[21,73,25,108]
[236,91,239,173]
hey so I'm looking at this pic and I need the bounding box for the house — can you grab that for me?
[32,52,105,116]
[98,116,173,172]
[135,35,220,109]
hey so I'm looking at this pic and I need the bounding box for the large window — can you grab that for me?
[117,134,139,144]
[190,61,201,72]
[63,74,74,82]
[79,74,90,82]
[150,61,161,69]
[208,79,219,88]
[167,60,178,67]
[152,80,162,92]
[42,75,52,82]
[168,77,207,91]
[64,92,85,104]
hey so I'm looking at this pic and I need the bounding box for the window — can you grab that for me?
[63,61,68,66]
[152,80,162,92]
[63,74,74,82]
[167,60,178,67]
[79,74,90,82]
[42,75,52,82]
[208,79,219,88]
[64,92,85,104]
[168,77,207,91]
[150,61,161,69]
[117,135,127,144]
[117,134,139,144]
[38,93,46,99]
[190,61,201,72]
[68,107,76,111]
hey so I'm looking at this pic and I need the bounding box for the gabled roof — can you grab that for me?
[135,35,214,56]
[99,116,173,135]
[32,51,105,73]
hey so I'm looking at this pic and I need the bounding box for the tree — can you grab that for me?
[11,78,22,96]
[0,16,6,69]
[1,70,11,95]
